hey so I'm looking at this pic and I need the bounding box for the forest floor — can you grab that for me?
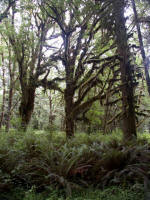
[0,185,144,200]
[0,129,149,200]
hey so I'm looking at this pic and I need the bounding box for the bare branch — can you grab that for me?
[0,0,16,23]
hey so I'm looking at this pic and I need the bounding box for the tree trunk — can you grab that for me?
[19,86,36,130]
[65,115,74,138]
[0,54,6,129]
[48,91,54,127]
[5,86,13,132]
[5,46,15,132]
[103,93,110,134]
[131,0,150,95]
[113,0,137,140]
[64,87,75,138]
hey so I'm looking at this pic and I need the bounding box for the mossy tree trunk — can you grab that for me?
[131,0,150,95]
[0,54,6,129]
[113,0,137,140]
[5,45,17,132]
[19,86,36,131]
[64,84,75,137]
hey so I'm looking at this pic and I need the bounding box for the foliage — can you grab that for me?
[0,130,149,196]
[85,101,104,132]
[0,0,150,135]
[0,186,144,200]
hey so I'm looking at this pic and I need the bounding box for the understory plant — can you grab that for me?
[0,130,149,196]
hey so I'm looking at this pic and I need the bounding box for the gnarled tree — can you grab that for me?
[4,0,60,130]
[41,0,121,137]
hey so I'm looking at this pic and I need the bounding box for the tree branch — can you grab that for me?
[0,0,16,23]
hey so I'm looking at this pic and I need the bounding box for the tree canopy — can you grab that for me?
[0,0,150,138]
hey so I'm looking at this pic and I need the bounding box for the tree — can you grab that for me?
[0,52,6,129]
[4,0,59,130]
[41,0,120,137]
[112,0,137,139]
[131,0,150,95]
[0,27,19,131]
[5,43,18,132]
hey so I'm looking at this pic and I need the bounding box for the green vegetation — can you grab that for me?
[0,186,144,200]
[1,0,150,199]
[0,130,148,199]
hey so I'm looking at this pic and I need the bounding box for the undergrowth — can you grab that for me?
[0,186,144,200]
[0,129,149,198]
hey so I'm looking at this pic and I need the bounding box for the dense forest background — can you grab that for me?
[0,0,150,199]
[1,0,150,137]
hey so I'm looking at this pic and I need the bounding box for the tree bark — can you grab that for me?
[19,86,36,130]
[131,0,150,95]
[48,91,53,127]
[5,86,13,132]
[0,54,6,129]
[5,46,16,132]
[64,86,75,138]
[113,0,137,140]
